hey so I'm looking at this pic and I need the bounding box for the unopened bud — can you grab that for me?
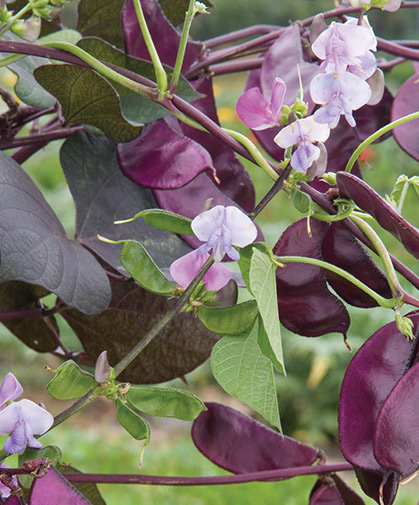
[94,351,111,382]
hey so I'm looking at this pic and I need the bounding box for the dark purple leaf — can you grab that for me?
[179,76,255,212]
[29,466,92,505]
[322,222,392,308]
[0,151,110,315]
[273,218,350,337]
[391,72,419,161]
[309,483,345,505]
[332,474,366,505]
[77,0,126,47]
[0,281,58,352]
[122,0,202,72]
[192,403,319,473]
[374,361,419,478]
[117,116,216,189]
[60,131,191,270]
[4,497,25,505]
[339,314,419,472]
[336,172,419,259]
[61,278,219,384]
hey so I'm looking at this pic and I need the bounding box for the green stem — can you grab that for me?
[276,255,396,309]
[51,389,100,431]
[345,111,419,173]
[350,214,403,297]
[0,3,32,38]
[223,128,279,181]
[311,205,354,222]
[113,256,214,377]
[169,0,196,94]
[41,41,154,98]
[132,0,167,96]
[0,53,25,67]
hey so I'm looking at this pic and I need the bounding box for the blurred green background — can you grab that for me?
[0,0,418,504]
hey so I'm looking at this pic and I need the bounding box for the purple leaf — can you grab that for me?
[273,218,350,337]
[61,131,191,271]
[122,0,202,72]
[310,475,366,505]
[4,497,25,505]
[339,315,419,473]
[0,152,110,315]
[374,361,419,478]
[322,222,392,307]
[117,117,217,189]
[391,72,419,161]
[192,403,319,473]
[332,474,366,505]
[61,277,219,384]
[29,466,92,505]
[336,172,419,259]
[353,467,399,505]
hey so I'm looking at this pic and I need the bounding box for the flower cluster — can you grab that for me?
[310,17,380,128]
[0,373,54,455]
[170,205,257,291]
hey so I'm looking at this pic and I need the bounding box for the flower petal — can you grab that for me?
[18,399,53,435]
[236,87,276,130]
[224,206,257,247]
[0,373,23,410]
[270,78,287,124]
[192,206,226,242]
[291,143,320,173]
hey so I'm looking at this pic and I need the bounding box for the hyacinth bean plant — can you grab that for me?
[0,0,418,503]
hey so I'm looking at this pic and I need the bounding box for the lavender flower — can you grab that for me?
[310,72,372,127]
[236,78,286,130]
[0,373,23,410]
[274,116,330,173]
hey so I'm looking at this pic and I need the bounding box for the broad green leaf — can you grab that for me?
[115,398,150,443]
[77,0,126,47]
[250,248,285,375]
[57,465,106,505]
[257,316,284,374]
[120,240,175,295]
[118,209,194,235]
[291,187,311,214]
[34,64,142,142]
[77,37,201,125]
[158,0,212,26]
[126,386,206,421]
[238,242,272,294]
[197,300,259,335]
[211,319,281,430]
[46,360,98,400]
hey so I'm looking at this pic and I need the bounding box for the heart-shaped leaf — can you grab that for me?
[61,277,220,384]
[60,131,191,271]
[192,402,318,473]
[0,151,111,315]
[77,0,126,47]
[34,64,142,142]
[196,300,259,335]
[211,318,281,429]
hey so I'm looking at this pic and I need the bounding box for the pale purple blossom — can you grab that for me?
[274,116,330,173]
[311,19,376,77]
[310,72,372,127]
[236,78,286,130]
[170,250,232,290]
[192,205,257,262]
[0,399,54,454]
[0,373,23,410]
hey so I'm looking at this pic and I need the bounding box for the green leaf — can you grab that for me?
[291,187,311,214]
[34,64,142,142]
[196,300,259,335]
[19,445,62,468]
[77,0,126,47]
[211,319,281,430]
[386,174,409,208]
[118,209,194,235]
[120,240,175,295]
[126,386,206,421]
[250,248,285,375]
[46,360,98,400]
[115,398,150,443]
[238,242,272,294]
[77,37,201,125]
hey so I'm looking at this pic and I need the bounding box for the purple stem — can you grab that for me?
[0,308,45,320]
[301,183,419,291]
[210,57,264,76]
[377,37,419,60]
[204,24,278,49]
[379,57,406,71]
[63,463,353,486]
[0,126,83,149]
